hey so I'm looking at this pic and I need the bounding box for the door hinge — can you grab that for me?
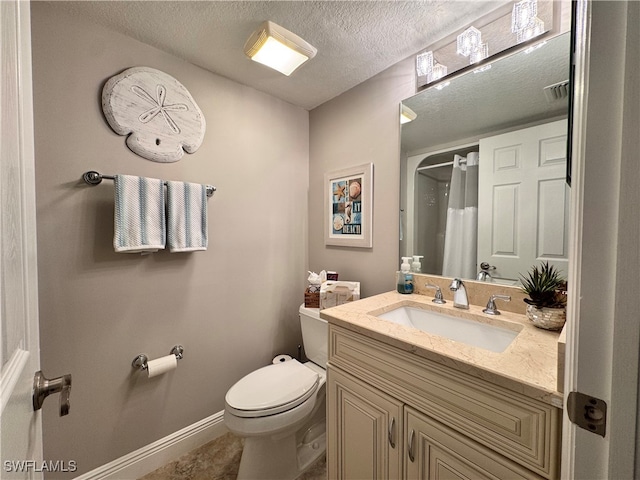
[567,391,607,437]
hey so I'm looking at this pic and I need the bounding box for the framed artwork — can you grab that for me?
[324,163,373,248]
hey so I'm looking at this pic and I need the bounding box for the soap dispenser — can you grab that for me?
[411,255,424,273]
[397,257,414,294]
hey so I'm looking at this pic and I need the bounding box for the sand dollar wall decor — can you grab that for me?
[102,67,206,163]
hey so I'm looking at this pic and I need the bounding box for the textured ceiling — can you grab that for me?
[45,0,512,110]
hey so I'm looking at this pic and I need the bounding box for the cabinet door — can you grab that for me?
[404,407,543,480]
[328,366,403,480]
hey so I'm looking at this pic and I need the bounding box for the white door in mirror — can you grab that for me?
[478,119,569,281]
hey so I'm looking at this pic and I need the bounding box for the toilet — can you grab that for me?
[224,305,328,480]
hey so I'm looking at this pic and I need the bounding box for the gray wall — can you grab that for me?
[31,4,309,477]
[308,59,415,297]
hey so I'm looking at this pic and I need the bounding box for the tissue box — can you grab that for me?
[304,285,320,308]
[320,281,360,310]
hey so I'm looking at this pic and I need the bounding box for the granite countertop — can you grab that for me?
[321,291,563,408]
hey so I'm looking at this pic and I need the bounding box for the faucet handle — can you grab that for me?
[425,284,446,304]
[483,294,511,315]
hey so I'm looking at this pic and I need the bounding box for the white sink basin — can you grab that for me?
[376,306,519,353]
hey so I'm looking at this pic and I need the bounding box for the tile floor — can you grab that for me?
[138,432,326,480]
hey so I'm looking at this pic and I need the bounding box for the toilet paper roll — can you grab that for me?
[147,354,178,378]
[272,354,293,364]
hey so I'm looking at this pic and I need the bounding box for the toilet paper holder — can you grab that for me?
[132,345,184,371]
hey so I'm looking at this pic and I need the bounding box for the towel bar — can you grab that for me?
[83,171,216,197]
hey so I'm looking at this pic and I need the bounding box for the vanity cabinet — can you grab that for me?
[327,324,561,480]
[328,366,403,479]
[404,406,541,479]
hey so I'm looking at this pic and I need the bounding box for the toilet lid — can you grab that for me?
[225,360,319,418]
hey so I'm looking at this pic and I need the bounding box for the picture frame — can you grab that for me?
[324,163,373,248]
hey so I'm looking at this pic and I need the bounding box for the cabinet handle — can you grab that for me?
[388,416,396,448]
[408,429,415,462]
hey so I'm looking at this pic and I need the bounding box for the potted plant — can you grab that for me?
[520,262,567,331]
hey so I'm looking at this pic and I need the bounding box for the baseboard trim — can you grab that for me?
[74,411,227,480]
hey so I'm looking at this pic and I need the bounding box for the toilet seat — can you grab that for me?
[225,360,319,418]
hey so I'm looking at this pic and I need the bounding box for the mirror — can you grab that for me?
[400,33,571,284]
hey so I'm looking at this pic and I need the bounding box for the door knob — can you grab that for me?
[33,371,72,416]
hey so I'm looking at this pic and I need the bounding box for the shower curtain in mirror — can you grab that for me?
[442,152,479,279]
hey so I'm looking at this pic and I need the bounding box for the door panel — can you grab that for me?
[0,1,43,477]
[404,407,542,480]
[478,119,569,281]
[328,366,403,480]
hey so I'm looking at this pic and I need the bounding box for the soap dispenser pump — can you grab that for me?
[411,255,424,273]
[397,257,414,294]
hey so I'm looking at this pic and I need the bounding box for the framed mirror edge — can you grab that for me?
[400,26,573,285]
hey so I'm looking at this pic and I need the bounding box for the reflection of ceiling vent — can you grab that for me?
[544,80,570,102]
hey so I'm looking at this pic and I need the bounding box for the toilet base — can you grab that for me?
[237,419,326,480]
[227,361,328,479]
[298,421,326,472]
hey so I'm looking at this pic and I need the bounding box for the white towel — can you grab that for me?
[166,181,208,252]
[113,175,166,253]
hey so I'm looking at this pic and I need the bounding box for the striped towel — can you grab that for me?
[113,175,166,254]
[166,181,208,252]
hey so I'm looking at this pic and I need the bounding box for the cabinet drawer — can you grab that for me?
[329,325,561,479]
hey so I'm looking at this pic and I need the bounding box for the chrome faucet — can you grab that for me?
[476,262,495,282]
[425,284,446,304]
[449,278,469,310]
[476,270,492,281]
[482,294,511,315]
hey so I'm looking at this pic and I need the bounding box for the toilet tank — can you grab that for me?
[299,304,328,367]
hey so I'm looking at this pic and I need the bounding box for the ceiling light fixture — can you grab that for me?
[400,104,417,124]
[457,26,488,65]
[511,0,545,43]
[244,21,317,76]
